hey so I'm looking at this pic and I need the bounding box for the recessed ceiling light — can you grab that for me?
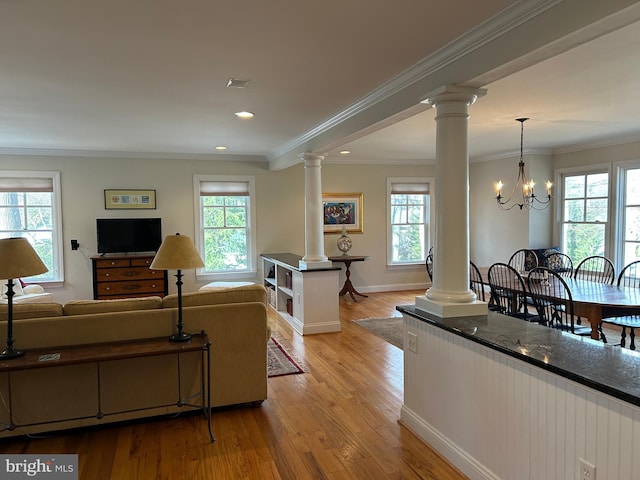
[235,111,254,119]
[215,146,227,151]
[226,78,251,88]
[339,150,351,155]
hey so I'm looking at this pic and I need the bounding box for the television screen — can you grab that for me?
[96,218,162,254]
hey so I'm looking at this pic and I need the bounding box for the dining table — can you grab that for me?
[479,266,640,340]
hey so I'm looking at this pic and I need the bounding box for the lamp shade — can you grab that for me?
[0,237,48,279]
[150,234,204,270]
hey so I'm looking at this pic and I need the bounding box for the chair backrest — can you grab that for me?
[469,261,485,302]
[617,260,640,288]
[426,254,434,282]
[487,262,526,317]
[508,249,538,273]
[545,252,573,277]
[573,255,615,284]
[527,267,577,332]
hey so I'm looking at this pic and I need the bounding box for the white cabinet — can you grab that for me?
[261,253,340,335]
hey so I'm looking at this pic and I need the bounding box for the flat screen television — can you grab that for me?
[96,218,162,254]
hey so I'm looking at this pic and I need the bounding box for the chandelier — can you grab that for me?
[495,118,552,211]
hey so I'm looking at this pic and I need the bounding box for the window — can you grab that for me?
[387,178,431,265]
[194,175,256,278]
[560,171,609,265]
[619,166,640,266]
[0,171,63,283]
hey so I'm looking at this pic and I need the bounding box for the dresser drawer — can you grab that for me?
[131,257,155,267]
[95,267,163,282]
[96,279,166,296]
[94,258,131,269]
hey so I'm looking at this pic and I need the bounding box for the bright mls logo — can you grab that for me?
[0,455,77,479]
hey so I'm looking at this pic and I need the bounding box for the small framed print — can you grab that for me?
[322,193,363,234]
[104,189,156,210]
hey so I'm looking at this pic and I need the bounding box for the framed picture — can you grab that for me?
[104,189,156,210]
[322,193,363,234]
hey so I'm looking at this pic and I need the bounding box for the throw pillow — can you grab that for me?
[0,279,24,298]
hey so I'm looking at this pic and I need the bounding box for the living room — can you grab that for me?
[2,1,640,479]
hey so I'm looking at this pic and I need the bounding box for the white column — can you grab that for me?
[416,85,488,317]
[299,153,332,270]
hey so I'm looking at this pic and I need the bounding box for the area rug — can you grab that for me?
[267,337,305,377]
[353,316,403,350]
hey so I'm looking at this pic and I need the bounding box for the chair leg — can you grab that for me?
[620,327,627,348]
[599,324,607,343]
[630,328,636,351]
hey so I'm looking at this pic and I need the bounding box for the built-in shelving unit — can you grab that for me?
[261,253,341,335]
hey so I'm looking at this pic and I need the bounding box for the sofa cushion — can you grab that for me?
[163,284,266,308]
[0,302,63,320]
[63,296,163,316]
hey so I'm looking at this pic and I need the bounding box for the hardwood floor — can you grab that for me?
[0,290,467,480]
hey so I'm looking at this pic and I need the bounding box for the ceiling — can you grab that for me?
[1,0,640,168]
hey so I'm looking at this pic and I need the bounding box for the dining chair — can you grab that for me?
[508,249,538,273]
[600,260,640,349]
[426,254,434,282]
[573,255,615,284]
[469,261,485,302]
[527,267,591,335]
[544,252,573,277]
[488,263,535,321]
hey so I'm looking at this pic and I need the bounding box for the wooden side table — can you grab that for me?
[0,333,214,442]
[329,255,370,301]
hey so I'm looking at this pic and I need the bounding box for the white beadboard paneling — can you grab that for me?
[402,314,640,480]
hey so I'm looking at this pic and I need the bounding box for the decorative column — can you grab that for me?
[416,85,488,317]
[299,153,332,270]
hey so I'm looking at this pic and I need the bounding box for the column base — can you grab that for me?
[299,259,333,270]
[415,295,488,318]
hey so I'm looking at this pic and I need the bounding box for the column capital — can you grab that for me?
[422,85,487,109]
[298,152,324,165]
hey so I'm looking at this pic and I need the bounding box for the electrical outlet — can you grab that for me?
[580,458,596,480]
[407,332,418,353]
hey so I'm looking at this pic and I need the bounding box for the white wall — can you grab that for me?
[469,153,553,267]
[0,155,433,303]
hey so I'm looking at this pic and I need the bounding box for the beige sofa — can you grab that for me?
[0,284,268,438]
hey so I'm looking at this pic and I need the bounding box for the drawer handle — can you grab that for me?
[110,261,116,265]
[105,273,110,277]
[105,287,110,291]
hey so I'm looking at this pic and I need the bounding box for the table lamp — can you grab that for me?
[150,233,204,342]
[0,237,48,359]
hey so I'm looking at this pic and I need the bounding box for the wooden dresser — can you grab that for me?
[91,254,168,300]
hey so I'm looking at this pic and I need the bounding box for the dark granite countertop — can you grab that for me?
[397,305,640,407]
[261,253,341,272]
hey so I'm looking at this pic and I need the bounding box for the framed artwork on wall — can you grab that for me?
[322,193,363,234]
[104,189,156,209]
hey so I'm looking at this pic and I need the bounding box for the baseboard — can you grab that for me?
[354,283,428,293]
[399,405,499,480]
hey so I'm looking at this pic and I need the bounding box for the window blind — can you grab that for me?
[0,177,53,192]
[200,181,250,196]
[390,182,429,194]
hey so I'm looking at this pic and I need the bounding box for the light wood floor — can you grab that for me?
[0,290,467,480]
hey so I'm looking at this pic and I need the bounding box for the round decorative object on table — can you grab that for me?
[337,225,352,255]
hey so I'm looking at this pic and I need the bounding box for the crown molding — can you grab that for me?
[0,147,268,163]
[269,0,559,162]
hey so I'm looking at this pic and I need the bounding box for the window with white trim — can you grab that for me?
[387,178,430,265]
[194,175,256,277]
[0,171,63,282]
[619,166,640,266]
[560,171,609,265]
